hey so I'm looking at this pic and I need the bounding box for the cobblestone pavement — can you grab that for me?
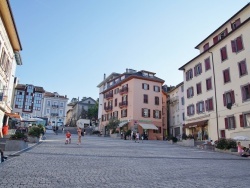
[0,133,249,188]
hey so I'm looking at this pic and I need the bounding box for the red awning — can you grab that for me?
[183,120,208,129]
[5,113,22,120]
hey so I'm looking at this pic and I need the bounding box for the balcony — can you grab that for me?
[119,87,128,95]
[119,101,128,108]
[170,96,179,104]
[51,113,59,116]
[104,105,113,112]
[104,93,113,100]
[52,105,59,108]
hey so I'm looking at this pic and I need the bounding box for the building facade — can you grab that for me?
[168,82,185,139]
[42,92,68,126]
[0,0,22,137]
[12,84,45,119]
[98,69,165,140]
[179,3,250,142]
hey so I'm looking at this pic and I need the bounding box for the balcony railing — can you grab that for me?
[104,93,113,99]
[104,105,113,112]
[119,101,128,108]
[119,87,128,94]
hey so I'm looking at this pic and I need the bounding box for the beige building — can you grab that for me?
[0,0,22,137]
[179,3,250,143]
[98,69,166,140]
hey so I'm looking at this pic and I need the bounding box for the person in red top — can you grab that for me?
[65,131,71,144]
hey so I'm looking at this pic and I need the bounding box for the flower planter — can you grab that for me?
[5,140,28,151]
[28,136,40,143]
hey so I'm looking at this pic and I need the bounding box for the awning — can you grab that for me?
[139,123,158,130]
[183,120,208,129]
[5,113,22,120]
[119,121,128,128]
[21,117,45,122]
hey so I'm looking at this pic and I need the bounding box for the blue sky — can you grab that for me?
[9,0,249,102]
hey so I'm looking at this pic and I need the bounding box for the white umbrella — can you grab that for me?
[233,136,250,141]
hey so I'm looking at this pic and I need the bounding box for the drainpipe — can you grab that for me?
[208,51,219,140]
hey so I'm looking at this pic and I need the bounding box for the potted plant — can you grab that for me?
[28,126,43,143]
[5,132,28,151]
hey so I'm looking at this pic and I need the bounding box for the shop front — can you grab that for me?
[184,120,208,141]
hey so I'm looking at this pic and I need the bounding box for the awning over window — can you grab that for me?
[139,123,158,130]
[5,113,22,120]
[183,120,208,129]
[119,121,128,128]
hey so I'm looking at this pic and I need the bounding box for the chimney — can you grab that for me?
[104,74,106,80]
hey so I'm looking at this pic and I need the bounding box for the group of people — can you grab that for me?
[65,127,84,145]
[130,131,147,143]
[237,142,250,157]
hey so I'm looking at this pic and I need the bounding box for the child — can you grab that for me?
[65,131,71,144]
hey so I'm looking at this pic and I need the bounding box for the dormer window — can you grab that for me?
[213,28,228,44]
[203,43,209,51]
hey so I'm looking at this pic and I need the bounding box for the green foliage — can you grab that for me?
[87,102,98,120]
[106,118,120,131]
[10,132,27,141]
[125,130,131,136]
[182,133,187,140]
[28,126,43,138]
[172,137,178,143]
[216,138,236,150]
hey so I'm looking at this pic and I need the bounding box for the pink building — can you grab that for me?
[98,69,167,140]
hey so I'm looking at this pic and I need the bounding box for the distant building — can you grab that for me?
[12,84,44,119]
[42,92,68,126]
[0,0,22,137]
[97,69,166,140]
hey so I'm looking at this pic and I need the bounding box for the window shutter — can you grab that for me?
[159,111,161,119]
[236,18,241,27]
[205,100,208,111]
[142,109,144,117]
[210,99,213,110]
[125,109,127,117]
[187,106,189,116]
[231,40,236,52]
[190,69,193,78]
[231,90,235,104]
[196,103,199,113]
[148,109,150,117]
[223,93,226,106]
[224,118,228,129]
[241,60,246,74]
[153,110,155,118]
[239,114,244,127]
[236,36,243,51]
[202,101,205,112]
[233,116,236,128]
[213,36,218,44]
[242,86,246,101]
[191,87,194,96]
[142,83,144,89]
[194,67,197,76]
[200,64,202,74]
[186,72,188,81]
[187,89,189,98]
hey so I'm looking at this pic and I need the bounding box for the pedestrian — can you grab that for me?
[133,132,136,141]
[65,131,71,144]
[131,131,133,140]
[141,134,144,143]
[136,132,139,143]
[77,127,82,145]
[55,126,58,135]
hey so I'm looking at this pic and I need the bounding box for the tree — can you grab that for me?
[71,98,78,103]
[106,118,120,132]
[87,102,98,120]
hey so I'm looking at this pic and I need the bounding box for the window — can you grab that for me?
[121,109,127,117]
[223,90,235,107]
[113,111,118,118]
[204,57,211,71]
[203,43,209,51]
[46,109,50,114]
[206,78,212,90]
[240,113,250,128]
[187,87,194,98]
[231,18,241,30]
[220,130,226,138]
[181,85,184,92]
[220,46,228,61]
[224,116,235,129]
[231,36,243,53]
[143,94,148,103]
[213,29,228,44]
[186,69,193,81]
[194,63,202,76]
[154,86,160,92]
[47,101,51,106]
[142,108,150,118]
[196,82,202,95]
[60,102,64,107]
[142,83,149,90]
[153,110,161,119]
[155,96,159,105]
[205,98,213,111]
[181,97,184,105]
[241,84,250,101]
[223,69,230,83]
[238,60,247,76]
[196,101,204,114]
[187,104,195,116]
[115,98,117,106]
[182,112,185,121]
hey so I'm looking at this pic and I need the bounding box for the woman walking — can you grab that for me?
[77,127,82,145]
